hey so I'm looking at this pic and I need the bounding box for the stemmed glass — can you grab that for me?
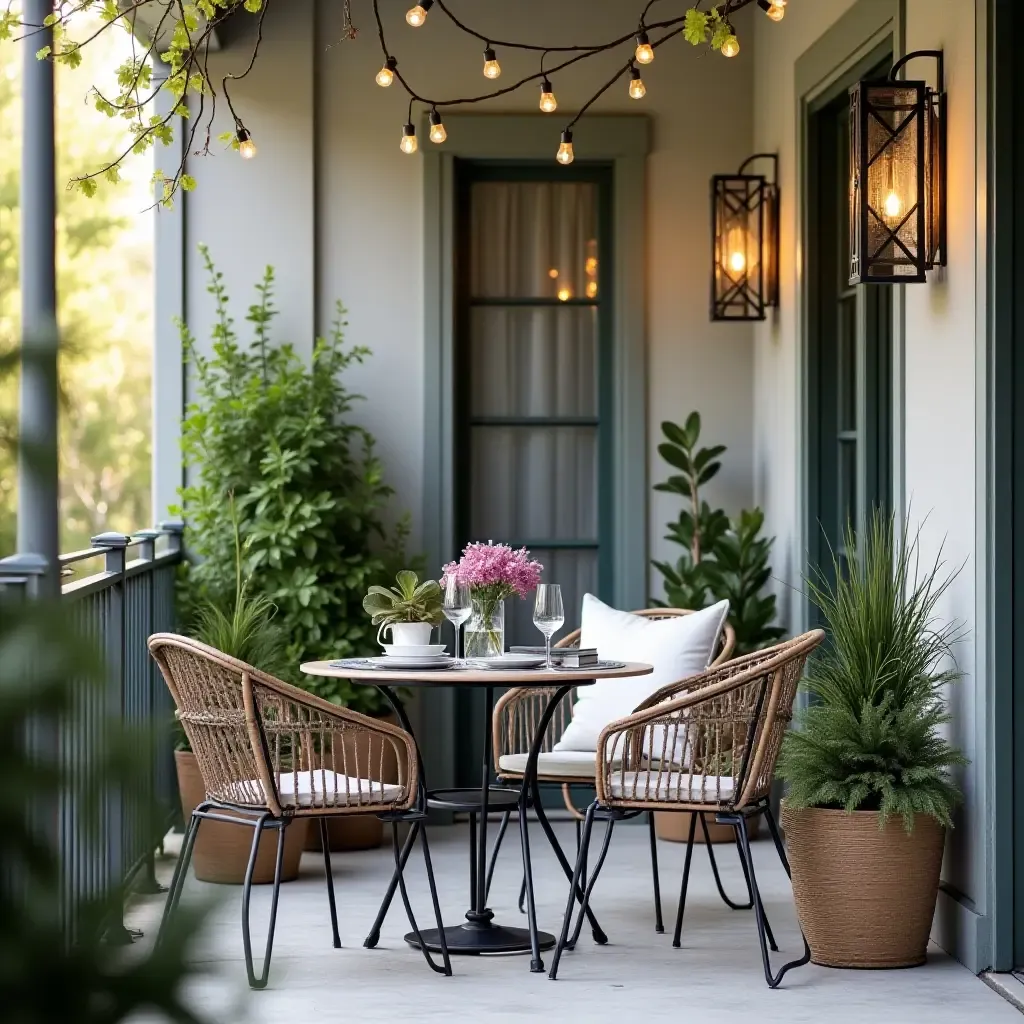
[443,576,472,663]
[533,584,565,670]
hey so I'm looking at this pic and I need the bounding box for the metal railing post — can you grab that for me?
[132,528,167,896]
[0,552,48,598]
[89,532,135,943]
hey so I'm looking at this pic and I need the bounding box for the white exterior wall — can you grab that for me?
[176,0,756,595]
[752,0,991,971]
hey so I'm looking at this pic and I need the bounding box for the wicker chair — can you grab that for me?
[149,633,451,988]
[485,609,739,933]
[547,629,824,989]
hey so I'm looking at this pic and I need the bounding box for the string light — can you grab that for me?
[539,77,558,113]
[236,127,256,159]
[586,280,598,298]
[757,0,786,20]
[634,30,654,64]
[400,122,418,154]
[429,108,447,144]
[376,56,397,87]
[721,30,740,57]
[557,285,572,302]
[548,268,559,279]
[482,46,501,79]
[556,129,574,165]
[405,1,432,27]
[628,65,646,100]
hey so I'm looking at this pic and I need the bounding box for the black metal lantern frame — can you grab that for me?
[849,50,946,285]
[710,154,779,322]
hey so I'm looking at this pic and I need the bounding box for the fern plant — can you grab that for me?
[777,510,968,830]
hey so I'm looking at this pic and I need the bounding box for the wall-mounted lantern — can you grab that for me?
[848,50,946,285]
[710,154,779,321]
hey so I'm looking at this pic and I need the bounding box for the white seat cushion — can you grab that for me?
[233,770,404,809]
[554,596,729,754]
[607,771,735,803]
[498,751,597,778]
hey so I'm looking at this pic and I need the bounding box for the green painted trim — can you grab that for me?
[988,0,1016,973]
[794,0,898,642]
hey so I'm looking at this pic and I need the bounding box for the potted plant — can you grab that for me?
[179,501,310,884]
[441,542,543,658]
[777,510,967,968]
[651,413,783,843]
[362,570,443,647]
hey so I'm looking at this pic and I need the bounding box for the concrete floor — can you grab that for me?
[128,818,1019,1024]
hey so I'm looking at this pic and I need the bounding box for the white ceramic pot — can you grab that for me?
[378,621,434,647]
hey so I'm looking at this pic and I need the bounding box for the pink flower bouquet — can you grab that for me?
[442,542,544,647]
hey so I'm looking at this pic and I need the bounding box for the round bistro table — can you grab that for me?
[300,659,653,972]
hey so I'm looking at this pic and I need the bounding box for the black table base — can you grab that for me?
[405,923,556,955]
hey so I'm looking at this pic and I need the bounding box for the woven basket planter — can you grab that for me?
[654,811,761,844]
[176,750,309,884]
[304,713,404,853]
[781,802,945,968]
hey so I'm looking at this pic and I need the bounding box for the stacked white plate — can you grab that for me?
[371,644,453,669]
[464,653,546,670]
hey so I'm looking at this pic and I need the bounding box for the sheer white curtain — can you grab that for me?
[466,180,601,641]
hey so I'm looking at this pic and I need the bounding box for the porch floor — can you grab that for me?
[130,819,1018,1023]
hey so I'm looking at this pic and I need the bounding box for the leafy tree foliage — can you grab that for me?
[1,10,152,556]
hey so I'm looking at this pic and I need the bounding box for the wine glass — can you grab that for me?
[533,584,565,670]
[443,577,472,663]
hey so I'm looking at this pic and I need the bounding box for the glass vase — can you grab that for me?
[464,596,505,659]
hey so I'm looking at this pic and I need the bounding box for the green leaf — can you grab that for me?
[36,45,52,60]
[683,8,710,45]
[657,443,692,474]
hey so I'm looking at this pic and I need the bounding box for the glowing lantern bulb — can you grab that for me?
[483,47,501,79]
[729,250,747,274]
[236,128,256,159]
[406,2,432,27]
[539,78,557,113]
[767,2,786,21]
[400,123,418,154]
[376,58,396,87]
[635,31,654,64]
[721,34,740,58]
[557,286,572,302]
[884,191,903,219]
[556,130,574,165]
[628,67,646,100]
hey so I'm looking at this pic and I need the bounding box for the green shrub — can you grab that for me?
[176,247,411,715]
[777,510,967,829]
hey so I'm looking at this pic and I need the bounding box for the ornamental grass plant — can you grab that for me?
[778,510,967,829]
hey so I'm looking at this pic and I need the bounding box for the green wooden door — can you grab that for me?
[807,83,893,593]
[452,160,614,790]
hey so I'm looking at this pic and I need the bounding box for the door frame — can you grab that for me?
[420,114,649,793]
[793,0,901,635]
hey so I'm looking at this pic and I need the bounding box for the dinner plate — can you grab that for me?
[465,654,547,670]
[366,655,455,670]
[380,644,448,658]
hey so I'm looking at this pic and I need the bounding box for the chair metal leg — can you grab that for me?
[364,819,418,948]
[648,811,665,933]
[567,817,614,951]
[241,816,286,991]
[671,811,697,948]
[392,821,451,976]
[418,823,452,977]
[517,790,544,973]
[156,811,200,948]
[701,813,755,910]
[518,873,527,914]
[483,809,512,905]
[734,813,810,989]
[320,818,341,949]
[548,802,597,981]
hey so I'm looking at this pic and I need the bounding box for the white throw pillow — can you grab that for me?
[553,595,730,754]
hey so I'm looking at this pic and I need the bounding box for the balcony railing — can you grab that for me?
[0,523,183,939]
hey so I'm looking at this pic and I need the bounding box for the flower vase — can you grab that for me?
[464,597,505,658]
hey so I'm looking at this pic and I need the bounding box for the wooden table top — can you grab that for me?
[300,660,654,688]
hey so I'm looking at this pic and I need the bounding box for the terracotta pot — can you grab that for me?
[304,713,403,853]
[781,803,945,968]
[175,750,308,884]
[655,810,761,844]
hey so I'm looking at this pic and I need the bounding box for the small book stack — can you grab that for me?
[510,646,600,668]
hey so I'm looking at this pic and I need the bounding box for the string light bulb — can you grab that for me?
[539,77,557,113]
[756,0,787,21]
[634,30,654,65]
[556,129,574,165]
[721,31,740,58]
[400,122,418,154]
[236,127,256,160]
[405,1,432,27]
[429,109,447,144]
[628,65,646,100]
[376,56,397,87]
[482,46,501,79]
[557,286,572,302]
